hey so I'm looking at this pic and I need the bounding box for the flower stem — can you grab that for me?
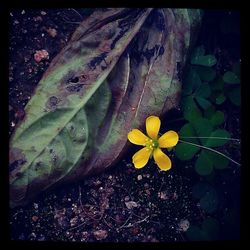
[180,136,240,142]
[179,139,241,166]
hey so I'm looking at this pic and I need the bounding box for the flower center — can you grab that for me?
[145,138,159,150]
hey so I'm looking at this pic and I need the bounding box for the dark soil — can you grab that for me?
[9,9,240,242]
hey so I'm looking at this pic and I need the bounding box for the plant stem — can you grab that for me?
[179,139,241,166]
[180,136,240,142]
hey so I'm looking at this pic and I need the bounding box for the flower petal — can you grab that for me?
[128,129,149,145]
[153,148,171,171]
[158,130,179,148]
[132,147,152,169]
[146,116,161,139]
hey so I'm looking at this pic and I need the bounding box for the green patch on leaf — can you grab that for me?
[191,55,217,67]
[195,150,213,175]
[195,65,216,82]
[223,71,240,84]
[226,86,241,106]
[210,111,225,127]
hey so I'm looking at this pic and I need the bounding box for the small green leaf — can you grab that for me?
[223,71,240,84]
[206,151,229,169]
[210,77,224,91]
[195,65,216,82]
[204,105,216,119]
[227,87,241,106]
[182,96,202,122]
[192,118,213,145]
[200,188,218,213]
[191,55,217,67]
[215,94,226,105]
[175,143,200,161]
[205,129,231,147]
[195,83,211,98]
[210,111,225,127]
[176,123,201,161]
[195,150,213,176]
[183,67,202,95]
[196,97,212,110]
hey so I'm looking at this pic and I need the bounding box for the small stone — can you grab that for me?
[47,27,57,38]
[34,49,49,63]
[125,201,138,209]
[21,10,25,15]
[93,230,108,240]
[30,232,36,238]
[34,16,43,22]
[126,163,133,168]
[158,191,169,200]
[137,175,142,181]
[178,219,190,232]
[33,203,39,209]
[70,217,78,227]
[11,121,15,127]
[41,11,47,15]
[32,216,39,222]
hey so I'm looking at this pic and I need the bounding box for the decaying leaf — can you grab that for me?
[9,8,202,207]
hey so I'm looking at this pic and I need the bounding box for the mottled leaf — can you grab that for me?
[9,8,202,207]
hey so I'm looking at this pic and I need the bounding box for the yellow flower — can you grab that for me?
[127,116,179,171]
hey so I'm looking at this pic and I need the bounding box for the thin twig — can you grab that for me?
[121,215,150,228]
[71,8,83,20]
[118,213,133,229]
[62,17,81,24]
[67,221,87,231]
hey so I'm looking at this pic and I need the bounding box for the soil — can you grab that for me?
[9,9,240,242]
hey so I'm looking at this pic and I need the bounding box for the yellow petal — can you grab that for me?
[128,129,149,145]
[153,148,171,171]
[132,147,152,169]
[146,116,161,139]
[158,130,179,148]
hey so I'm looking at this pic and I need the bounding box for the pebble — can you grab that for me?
[34,49,49,63]
[33,203,39,209]
[137,175,142,181]
[32,215,39,222]
[126,163,133,167]
[158,191,168,200]
[93,230,108,240]
[178,219,190,232]
[47,28,57,38]
[125,201,138,209]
